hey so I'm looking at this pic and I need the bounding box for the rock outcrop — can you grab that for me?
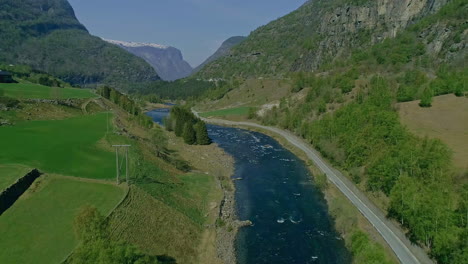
[197,0,455,78]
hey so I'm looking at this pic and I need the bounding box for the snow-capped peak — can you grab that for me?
[103,38,170,49]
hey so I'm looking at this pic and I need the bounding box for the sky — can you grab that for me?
[67,0,306,67]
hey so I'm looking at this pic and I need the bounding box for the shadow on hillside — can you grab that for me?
[157,254,177,264]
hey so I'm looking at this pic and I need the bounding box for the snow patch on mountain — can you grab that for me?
[103,39,169,50]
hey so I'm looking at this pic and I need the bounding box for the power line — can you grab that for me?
[112,145,131,184]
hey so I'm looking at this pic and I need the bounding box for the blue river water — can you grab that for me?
[147,109,351,264]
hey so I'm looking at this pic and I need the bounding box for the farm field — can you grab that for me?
[0,113,115,179]
[0,164,32,191]
[0,175,126,264]
[200,106,251,118]
[398,94,468,174]
[0,83,97,99]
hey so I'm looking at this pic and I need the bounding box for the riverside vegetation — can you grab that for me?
[165,1,466,264]
[163,106,211,145]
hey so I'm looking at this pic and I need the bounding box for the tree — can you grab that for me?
[419,88,433,107]
[174,118,185,137]
[195,121,211,145]
[182,123,196,145]
[150,127,168,157]
[163,116,173,131]
[100,86,111,99]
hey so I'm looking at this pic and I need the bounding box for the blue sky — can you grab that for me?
[68,0,306,67]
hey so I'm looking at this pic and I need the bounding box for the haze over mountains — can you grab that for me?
[104,39,193,81]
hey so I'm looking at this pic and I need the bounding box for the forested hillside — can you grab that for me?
[196,0,456,79]
[249,1,467,263]
[0,0,159,88]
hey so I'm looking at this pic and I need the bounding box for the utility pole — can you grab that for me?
[112,145,131,184]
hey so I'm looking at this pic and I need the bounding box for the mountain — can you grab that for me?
[0,0,159,88]
[105,39,193,81]
[196,0,456,79]
[191,1,467,264]
[193,36,246,73]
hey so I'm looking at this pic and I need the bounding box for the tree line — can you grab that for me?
[258,76,467,263]
[164,106,211,145]
[97,86,153,129]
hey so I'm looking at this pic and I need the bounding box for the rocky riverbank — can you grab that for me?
[164,129,244,264]
[215,179,252,264]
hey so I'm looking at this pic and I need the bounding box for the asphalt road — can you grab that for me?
[194,111,433,264]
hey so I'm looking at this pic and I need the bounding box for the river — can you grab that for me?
[147,109,351,264]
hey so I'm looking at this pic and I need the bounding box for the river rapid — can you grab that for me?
[147,109,351,264]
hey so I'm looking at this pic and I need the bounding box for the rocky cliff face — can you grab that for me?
[292,0,451,71]
[197,0,454,78]
[105,39,193,81]
[193,36,246,74]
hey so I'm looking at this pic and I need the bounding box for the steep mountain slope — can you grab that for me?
[105,39,193,81]
[197,0,452,79]
[192,0,467,263]
[193,36,246,73]
[0,0,159,88]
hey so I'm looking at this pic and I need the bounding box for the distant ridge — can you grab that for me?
[103,39,169,50]
[193,36,246,74]
[105,39,193,81]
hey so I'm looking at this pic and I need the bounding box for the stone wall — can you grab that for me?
[0,169,41,216]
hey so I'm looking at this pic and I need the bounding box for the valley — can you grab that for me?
[0,0,466,263]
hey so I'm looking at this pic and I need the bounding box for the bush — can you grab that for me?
[419,88,433,107]
[0,96,20,108]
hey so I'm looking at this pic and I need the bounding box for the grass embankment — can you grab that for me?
[0,83,96,99]
[0,175,125,264]
[200,106,251,118]
[398,94,468,175]
[109,186,204,264]
[90,100,228,264]
[0,113,116,179]
[0,164,32,191]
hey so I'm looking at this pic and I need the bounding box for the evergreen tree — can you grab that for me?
[182,123,196,145]
[163,116,173,131]
[174,119,185,137]
[195,121,211,145]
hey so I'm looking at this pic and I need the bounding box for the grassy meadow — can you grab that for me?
[398,94,468,174]
[0,175,125,264]
[0,83,96,99]
[0,113,116,179]
[0,164,32,191]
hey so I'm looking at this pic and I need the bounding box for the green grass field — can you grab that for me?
[0,176,125,264]
[109,186,203,264]
[200,106,251,117]
[0,83,96,99]
[0,113,116,179]
[0,164,32,191]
